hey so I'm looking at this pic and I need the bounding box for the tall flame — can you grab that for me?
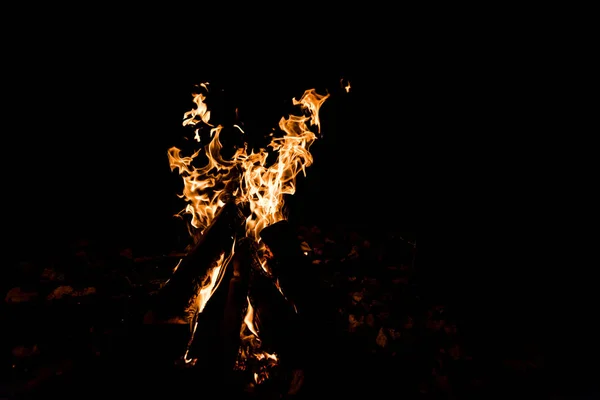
[183,239,235,364]
[236,89,329,240]
[168,83,329,242]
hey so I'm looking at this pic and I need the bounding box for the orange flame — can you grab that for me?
[341,78,351,93]
[235,89,330,241]
[243,296,259,338]
[168,83,329,242]
[167,125,239,238]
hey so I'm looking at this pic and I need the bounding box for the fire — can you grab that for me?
[168,83,329,242]
[168,82,330,382]
[194,243,234,314]
[236,88,329,241]
[341,78,351,93]
[167,125,238,238]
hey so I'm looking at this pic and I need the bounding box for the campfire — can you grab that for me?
[144,81,331,394]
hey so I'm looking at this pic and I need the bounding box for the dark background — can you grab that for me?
[6,34,420,256]
[6,18,586,394]
[2,21,533,330]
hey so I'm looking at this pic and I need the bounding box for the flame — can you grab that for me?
[182,82,212,127]
[235,88,330,241]
[341,78,351,93]
[167,125,239,238]
[243,296,259,338]
[195,247,233,314]
[169,83,329,242]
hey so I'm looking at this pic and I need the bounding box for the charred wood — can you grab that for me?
[259,220,316,314]
[219,236,256,373]
[259,220,321,371]
[249,260,303,371]
[145,200,245,325]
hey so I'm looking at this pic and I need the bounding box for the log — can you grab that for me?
[219,237,256,374]
[259,220,315,314]
[145,200,245,325]
[258,220,320,372]
[259,220,305,261]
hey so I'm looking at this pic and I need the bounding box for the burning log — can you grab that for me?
[144,200,245,326]
[219,237,256,373]
[260,220,315,314]
[246,262,296,356]
[257,220,320,373]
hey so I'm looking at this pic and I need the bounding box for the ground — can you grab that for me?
[1,225,555,399]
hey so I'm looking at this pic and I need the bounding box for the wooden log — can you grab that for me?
[248,261,305,372]
[259,220,305,261]
[145,200,245,325]
[219,236,256,374]
[259,220,315,314]
[258,220,321,372]
[249,267,294,348]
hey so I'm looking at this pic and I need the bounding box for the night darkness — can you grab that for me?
[5,18,584,397]
[7,42,418,258]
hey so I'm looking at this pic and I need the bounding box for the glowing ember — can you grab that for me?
[167,82,330,383]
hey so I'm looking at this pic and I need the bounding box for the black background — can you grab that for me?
[4,11,592,395]
[6,31,421,254]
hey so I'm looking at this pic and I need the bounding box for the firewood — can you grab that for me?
[259,220,324,374]
[259,220,315,314]
[219,237,257,373]
[145,200,245,325]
